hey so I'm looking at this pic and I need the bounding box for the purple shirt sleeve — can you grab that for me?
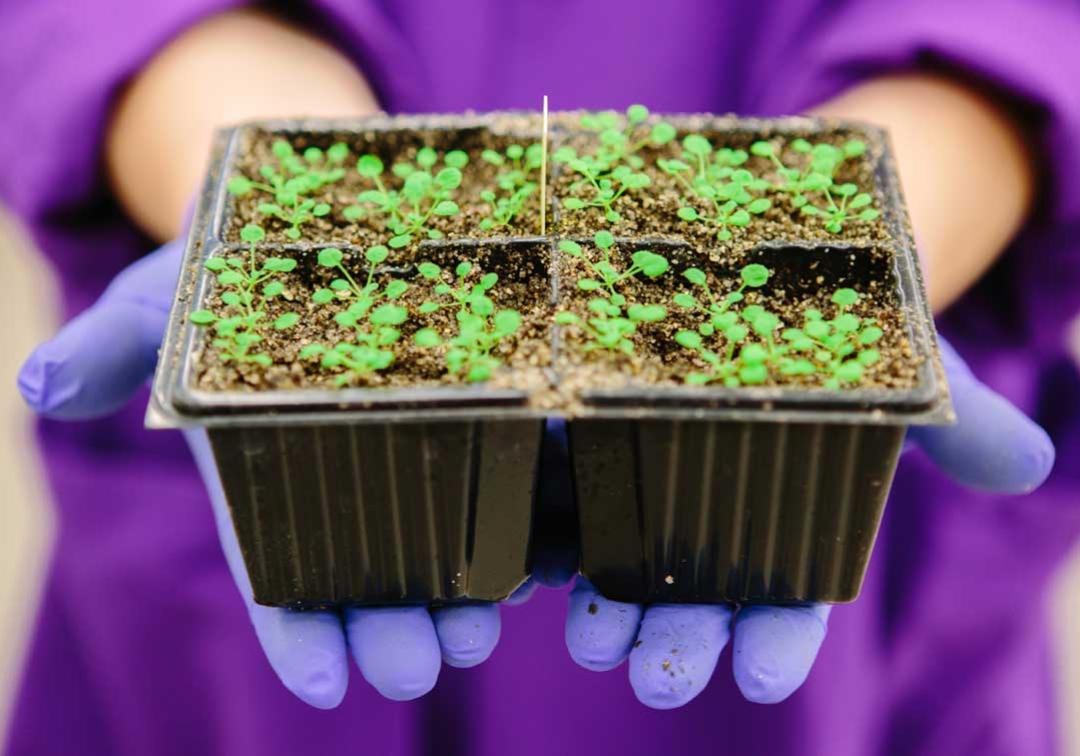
[746,0,1080,225]
[0,0,246,236]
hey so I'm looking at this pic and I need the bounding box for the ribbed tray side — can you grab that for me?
[210,419,542,607]
[468,420,545,598]
[569,419,904,604]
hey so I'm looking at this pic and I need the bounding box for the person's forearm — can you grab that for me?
[106,8,379,242]
[810,75,1035,312]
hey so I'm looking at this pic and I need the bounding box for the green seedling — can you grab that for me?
[555,231,669,354]
[797,183,879,234]
[790,288,883,387]
[344,147,468,248]
[227,140,350,240]
[749,139,879,233]
[413,260,522,382]
[674,261,769,336]
[659,135,771,241]
[482,143,544,191]
[553,159,651,224]
[479,143,544,231]
[553,104,676,224]
[189,224,300,366]
[577,104,677,170]
[673,264,883,386]
[300,245,410,385]
[481,183,537,231]
[673,263,774,385]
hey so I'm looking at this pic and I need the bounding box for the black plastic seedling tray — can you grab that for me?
[562,121,950,605]
[149,112,951,609]
[149,116,551,608]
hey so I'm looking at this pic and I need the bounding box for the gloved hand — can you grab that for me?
[564,338,1055,709]
[16,238,574,708]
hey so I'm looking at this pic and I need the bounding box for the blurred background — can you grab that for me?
[0,207,55,737]
[2,205,1080,746]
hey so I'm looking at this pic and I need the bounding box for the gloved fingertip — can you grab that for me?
[910,382,1055,495]
[565,578,643,672]
[290,656,350,710]
[17,349,49,412]
[1007,423,1055,494]
[249,605,349,709]
[346,607,441,701]
[628,604,731,710]
[503,578,539,605]
[17,239,180,421]
[732,604,830,705]
[431,603,501,668]
[17,301,163,419]
[17,344,81,416]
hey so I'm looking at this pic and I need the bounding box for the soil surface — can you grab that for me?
[196,242,554,391]
[194,114,925,398]
[550,127,890,250]
[226,124,547,247]
[554,242,917,392]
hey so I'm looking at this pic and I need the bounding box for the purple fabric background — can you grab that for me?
[3,1,1080,753]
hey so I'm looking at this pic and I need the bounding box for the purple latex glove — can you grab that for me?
[17,238,572,707]
[565,337,1055,710]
